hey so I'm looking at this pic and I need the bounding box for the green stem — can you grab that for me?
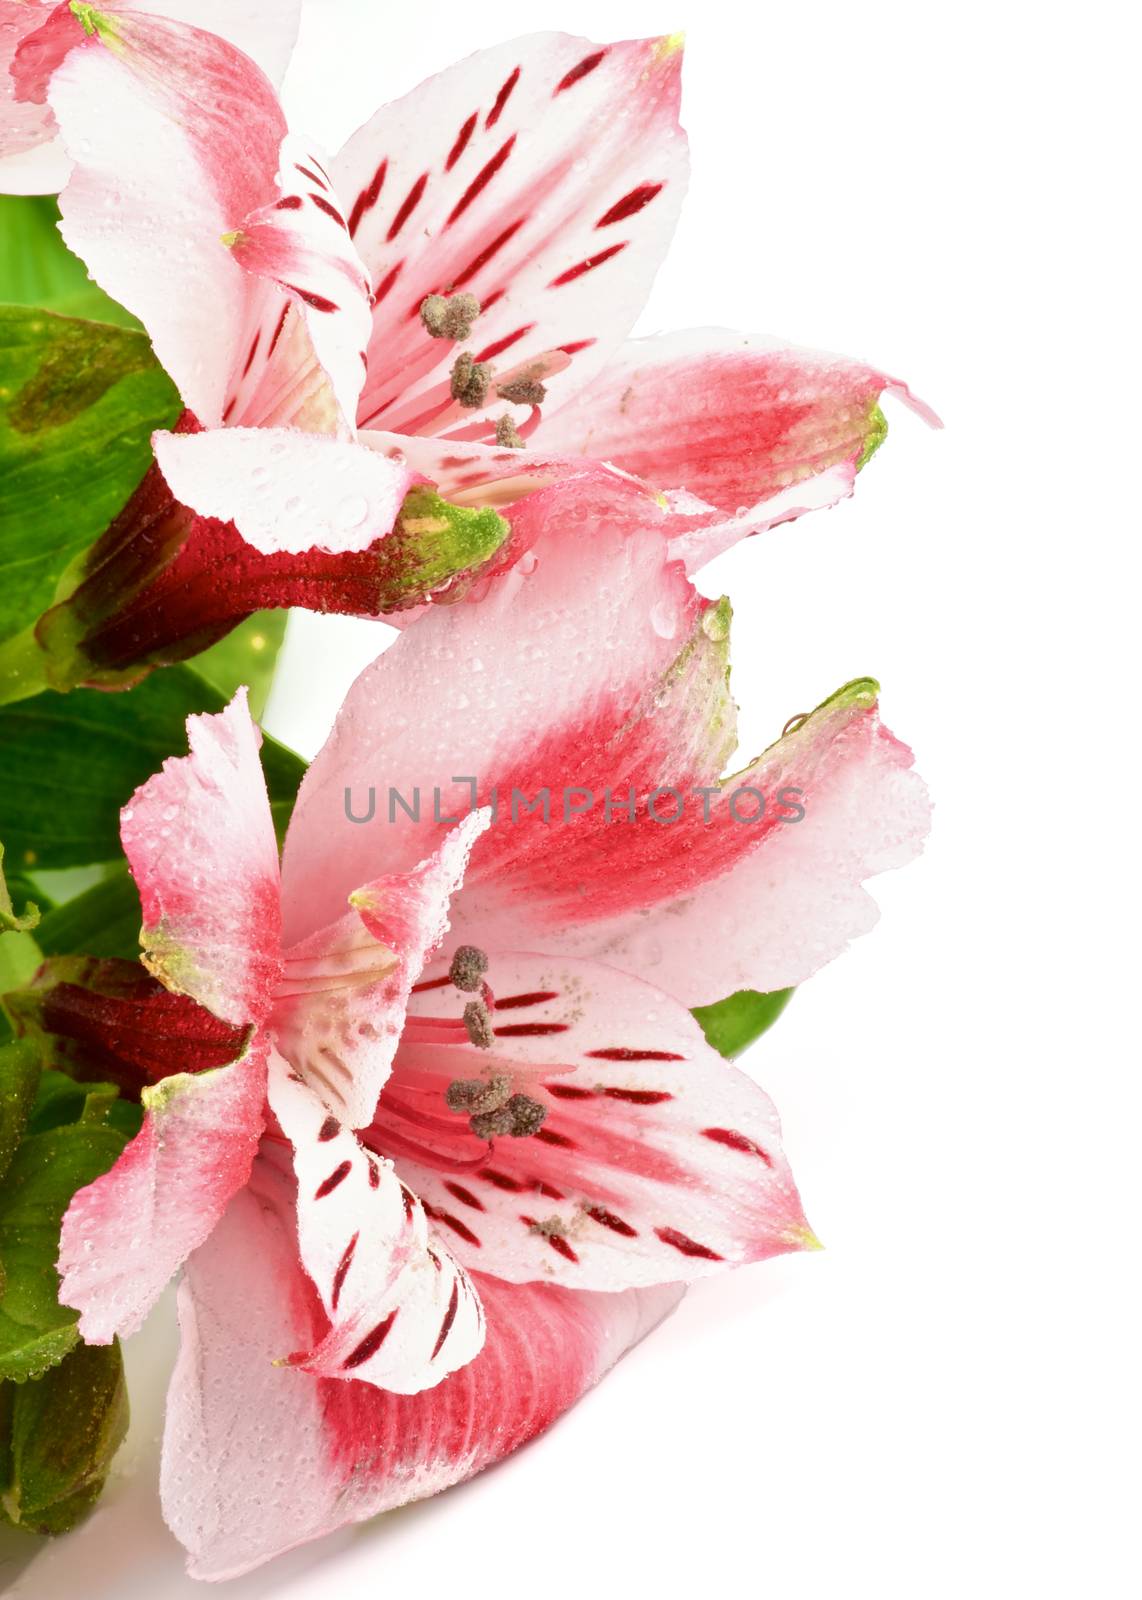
[0,625,51,706]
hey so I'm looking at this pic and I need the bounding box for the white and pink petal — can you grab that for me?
[272,812,488,1128]
[162,1160,681,1580]
[121,688,282,1028]
[372,954,814,1290]
[333,31,688,441]
[57,1036,267,1343]
[267,1050,483,1392]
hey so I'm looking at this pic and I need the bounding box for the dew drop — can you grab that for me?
[337,494,369,530]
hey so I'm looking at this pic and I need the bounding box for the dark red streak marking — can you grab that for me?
[494,1022,569,1037]
[479,1168,525,1191]
[555,50,606,93]
[447,136,516,228]
[286,286,339,313]
[387,172,428,241]
[221,397,236,422]
[453,219,524,289]
[559,338,597,355]
[473,324,535,363]
[331,1231,358,1310]
[437,1211,482,1246]
[267,303,289,355]
[367,1160,381,1189]
[447,113,478,171]
[536,1181,565,1199]
[318,1115,340,1141]
[400,1184,415,1218]
[703,1127,774,1166]
[241,331,260,377]
[444,1181,485,1212]
[603,1088,674,1105]
[314,1160,351,1199]
[546,1084,595,1100]
[486,65,520,128]
[342,1309,398,1369]
[548,242,628,288]
[597,181,664,228]
[656,1226,724,1261]
[349,159,387,237]
[431,1282,460,1359]
[547,1232,579,1262]
[588,1048,685,1062]
[309,192,347,227]
[585,1204,638,1237]
[535,1128,574,1148]
[275,194,303,210]
[295,163,325,186]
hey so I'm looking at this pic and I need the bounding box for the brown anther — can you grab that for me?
[463,999,494,1049]
[420,291,481,340]
[445,1074,511,1114]
[450,352,492,408]
[504,1093,547,1138]
[495,414,525,449]
[469,1105,516,1139]
[496,376,547,406]
[527,1215,567,1237]
[449,944,489,991]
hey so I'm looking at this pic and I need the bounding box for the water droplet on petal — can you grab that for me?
[650,601,678,640]
[337,495,369,530]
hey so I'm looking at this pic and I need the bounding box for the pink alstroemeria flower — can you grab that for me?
[17,19,937,669]
[0,0,300,193]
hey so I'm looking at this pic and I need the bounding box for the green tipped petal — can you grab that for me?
[376,488,510,611]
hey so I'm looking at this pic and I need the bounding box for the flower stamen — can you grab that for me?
[420,292,481,340]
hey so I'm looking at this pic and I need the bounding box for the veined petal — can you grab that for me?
[47,8,287,425]
[273,812,488,1129]
[57,1034,267,1343]
[376,954,813,1290]
[121,688,282,1027]
[0,2,60,190]
[162,1162,681,1580]
[227,134,374,431]
[266,1052,483,1393]
[536,328,940,529]
[152,426,413,556]
[334,32,687,439]
[280,471,699,939]
[452,678,931,1006]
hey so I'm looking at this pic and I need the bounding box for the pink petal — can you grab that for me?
[1,0,300,194]
[280,471,700,941]
[57,1035,267,1343]
[152,426,413,556]
[162,1162,681,1579]
[47,9,287,426]
[375,953,815,1289]
[266,1052,484,1392]
[121,688,282,1027]
[227,133,374,431]
[333,32,687,438]
[273,812,488,1129]
[536,328,940,522]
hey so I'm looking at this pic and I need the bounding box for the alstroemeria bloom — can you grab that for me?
[18,19,937,680]
[0,0,299,193]
[23,464,926,1579]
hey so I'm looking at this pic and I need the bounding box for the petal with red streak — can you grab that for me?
[536,328,940,526]
[273,812,488,1129]
[152,426,412,556]
[161,1161,681,1580]
[266,1052,484,1393]
[121,688,282,1027]
[47,9,286,426]
[334,32,687,440]
[56,1035,266,1343]
[374,954,814,1290]
[280,471,699,939]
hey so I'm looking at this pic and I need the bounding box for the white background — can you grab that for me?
[4,1,1138,1596]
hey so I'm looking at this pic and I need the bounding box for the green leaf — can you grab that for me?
[0,664,307,869]
[0,1042,40,1186]
[0,197,137,329]
[0,306,180,652]
[0,1111,125,1382]
[194,609,289,722]
[34,867,141,963]
[0,1337,128,1533]
[0,843,38,935]
[691,988,795,1058]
